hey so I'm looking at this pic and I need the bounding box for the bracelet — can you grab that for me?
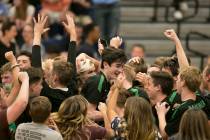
[11,64,20,70]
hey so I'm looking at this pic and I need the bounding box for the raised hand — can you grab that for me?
[5,51,16,63]
[62,14,76,41]
[155,102,170,116]
[110,36,122,48]
[33,14,49,35]
[18,72,29,82]
[98,102,107,115]
[164,29,179,42]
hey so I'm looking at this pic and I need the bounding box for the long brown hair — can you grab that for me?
[124,96,156,140]
[52,95,92,140]
[176,108,210,140]
[15,0,28,20]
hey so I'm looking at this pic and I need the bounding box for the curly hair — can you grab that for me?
[52,95,93,140]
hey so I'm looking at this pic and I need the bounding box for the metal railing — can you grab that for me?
[185,31,210,69]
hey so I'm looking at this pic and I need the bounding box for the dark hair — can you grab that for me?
[131,44,145,52]
[25,67,43,85]
[1,20,16,35]
[163,56,179,77]
[82,23,97,41]
[150,71,174,95]
[30,96,52,123]
[16,51,32,62]
[101,47,127,69]
[52,60,73,86]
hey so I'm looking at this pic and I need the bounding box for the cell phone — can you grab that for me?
[100,38,108,48]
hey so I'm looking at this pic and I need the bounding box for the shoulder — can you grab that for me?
[85,124,106,139]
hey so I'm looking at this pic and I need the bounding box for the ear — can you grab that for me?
[103,61,110,69]
[180,80,185,87]
[29,83,35,93]
[207,74,210,82]
[156,84,161,92]
[173,76,178,82]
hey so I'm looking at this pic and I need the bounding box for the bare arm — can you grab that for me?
[155,102,170,140]
[7,72,29,124]
[4,51,20,106]
[164,29,189,70]
[107,87,119,122]
[87,103,103,121]
[98,102,114,137]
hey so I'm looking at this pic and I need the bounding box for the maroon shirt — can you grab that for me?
[0,109,10,140]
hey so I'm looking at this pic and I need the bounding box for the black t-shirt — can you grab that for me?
[153,91,181,127]
[40,81,74,112]
[127,86,150,102]
[165,94,208,136]
[81,72,111,105]
[0,41,16,68]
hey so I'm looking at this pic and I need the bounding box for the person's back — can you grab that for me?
[15,122,62,140]
[15,96,63,140]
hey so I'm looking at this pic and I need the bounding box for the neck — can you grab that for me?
[181,88,196,101]
[53,82,66,89]
[25,39,33,46]
[101,69,110,82]
[86,37,94,45]
[151,93,167,106]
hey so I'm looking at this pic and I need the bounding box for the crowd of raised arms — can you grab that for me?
[0,2,210,140]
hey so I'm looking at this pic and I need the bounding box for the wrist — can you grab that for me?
[11,64,20,70]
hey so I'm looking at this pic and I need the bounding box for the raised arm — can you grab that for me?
[63,14,77,69]
[155,102,170,139]
[164,29,189,70]
[107,86,119,122]
[4,51,20,106]
[32,14,49,68]
[7,72,29,124]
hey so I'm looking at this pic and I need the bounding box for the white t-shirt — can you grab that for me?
[15,123,63,140]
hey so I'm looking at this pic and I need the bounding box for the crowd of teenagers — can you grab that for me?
[0,6,210,140]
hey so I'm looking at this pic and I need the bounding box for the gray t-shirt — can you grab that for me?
[15,123,63,140]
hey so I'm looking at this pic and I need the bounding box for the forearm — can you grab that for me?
[7,79,29,124]
[87,110,103,121]
[107,89,119,121]
[102,112,114,138]
[158,114,168,139]
[174,38,189,70]
[6,57,20,106]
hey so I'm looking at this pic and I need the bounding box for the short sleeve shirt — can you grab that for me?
[81,72,111,105]
[165,94,208,136]
[15,123,63,140]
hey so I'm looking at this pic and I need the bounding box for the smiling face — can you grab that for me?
[103,61,124,81]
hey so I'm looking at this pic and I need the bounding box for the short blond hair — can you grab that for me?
[179,66,202,92]
[123,64,136,83]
